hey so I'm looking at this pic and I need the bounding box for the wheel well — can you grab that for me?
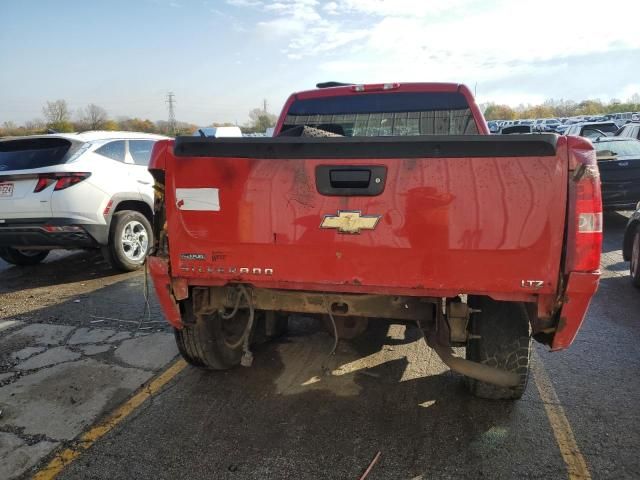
[113,200,153,224]
[623,220,639,261]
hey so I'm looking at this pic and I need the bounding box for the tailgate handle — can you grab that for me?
[316,165,387,196]
[330,169,370,188]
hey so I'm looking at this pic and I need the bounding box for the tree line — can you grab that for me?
[0,99,278,137]
[483,94,640,120]
[11,94,636,135]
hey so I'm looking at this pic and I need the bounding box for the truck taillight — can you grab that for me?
[566,147,602,272]
[148,140,172,257]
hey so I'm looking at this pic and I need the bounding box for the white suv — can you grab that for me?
[0,131,168,271]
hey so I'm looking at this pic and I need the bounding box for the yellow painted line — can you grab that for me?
[33,358,187,480]
[532,352,591,480]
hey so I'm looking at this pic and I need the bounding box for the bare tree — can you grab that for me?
[42,100,73,132]
[43,100,71,124]
[78,104,108,130]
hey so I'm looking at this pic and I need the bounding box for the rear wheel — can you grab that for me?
[631,226,640,288]
[102,210,152,272]
[465,297,532,400]
[174,300,255,370]
[0,247,49,266]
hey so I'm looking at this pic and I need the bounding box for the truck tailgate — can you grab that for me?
[165,135,567,297]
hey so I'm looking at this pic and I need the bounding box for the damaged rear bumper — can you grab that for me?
[551,272,600,351]
[147,256,183,329]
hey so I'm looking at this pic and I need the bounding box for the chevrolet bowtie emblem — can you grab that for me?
[320,210,381,234]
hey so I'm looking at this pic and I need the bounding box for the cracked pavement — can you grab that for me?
[0,251,176,479]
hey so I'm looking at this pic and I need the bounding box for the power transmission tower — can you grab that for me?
[166,92,176,135]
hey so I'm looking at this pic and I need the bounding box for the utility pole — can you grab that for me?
[166,92,176,135]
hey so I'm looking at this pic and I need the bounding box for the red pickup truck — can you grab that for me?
[148,82,602,399]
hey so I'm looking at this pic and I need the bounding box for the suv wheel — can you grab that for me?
[0,247,49,266]
[465,297,532,400]
[103,210,153,272]
[631,226,640,288]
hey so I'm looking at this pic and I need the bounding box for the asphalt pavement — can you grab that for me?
[0,211,638,479]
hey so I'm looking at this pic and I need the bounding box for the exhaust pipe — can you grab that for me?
[426,335,520,388]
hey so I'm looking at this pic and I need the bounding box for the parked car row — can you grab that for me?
[489,112,639,134]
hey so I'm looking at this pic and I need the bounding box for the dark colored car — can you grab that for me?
[593,137,640,209]
[500,125,533,134]
[623,205,640,287]
[615,122,640,140]
[565,122,619,138]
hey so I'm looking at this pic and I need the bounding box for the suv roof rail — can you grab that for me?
[316,81,354,89]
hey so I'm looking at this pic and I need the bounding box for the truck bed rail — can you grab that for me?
[173,134,559,159]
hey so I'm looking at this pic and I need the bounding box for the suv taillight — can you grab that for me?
[54,173,91,191]
[33,177,54,193]
[566,145,602,272]
[33,173,91,192]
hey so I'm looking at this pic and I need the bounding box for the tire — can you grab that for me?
[630,226,640,288]
[465,297,532,400]
[102,210,153,272]
[0,247,49,266]
[174,300,254,370]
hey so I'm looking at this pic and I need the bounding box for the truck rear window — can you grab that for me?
[282,92,479,136]
[0,138,77,171]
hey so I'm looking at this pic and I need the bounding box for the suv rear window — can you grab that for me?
[0,137,77,171]
[129,140,155,166]
[282,92,479,136]
[95,140,126,162]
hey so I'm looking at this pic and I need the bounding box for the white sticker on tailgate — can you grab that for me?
[0,183,14,197]
[175,188,220,211]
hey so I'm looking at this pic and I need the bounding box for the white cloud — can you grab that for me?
[253,0,638,67]
[323,1,338,15]
[340,0,473,17]
[226,0,263,6]
[232,0,640,103]
[256,0,368,58]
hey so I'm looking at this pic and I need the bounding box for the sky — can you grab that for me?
[1,0,640,126]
